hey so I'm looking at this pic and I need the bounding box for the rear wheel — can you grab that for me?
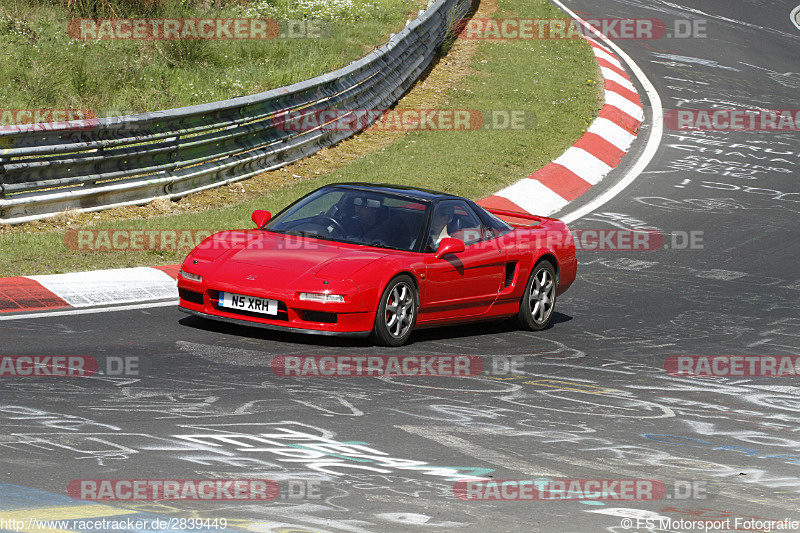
[517,260,557,331]
[372,275,417,346]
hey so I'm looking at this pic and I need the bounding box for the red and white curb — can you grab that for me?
[0,266,178,313]
[477,36,643,219]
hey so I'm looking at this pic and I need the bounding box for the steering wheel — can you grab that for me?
[310,215,347,237]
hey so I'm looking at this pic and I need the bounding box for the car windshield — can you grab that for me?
[265,187,429,251]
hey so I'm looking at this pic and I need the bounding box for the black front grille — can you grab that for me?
[179,288,204,305]
[302,310,338,323]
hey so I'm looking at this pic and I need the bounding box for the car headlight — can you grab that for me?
[180,269,202,282]
[299,292,345,303]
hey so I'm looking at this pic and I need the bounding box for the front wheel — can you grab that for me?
[517,260,557,331]
[372,275,417,346]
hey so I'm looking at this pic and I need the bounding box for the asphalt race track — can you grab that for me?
[2,1,800,532]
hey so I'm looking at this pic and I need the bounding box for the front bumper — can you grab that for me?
[179,307,372,337]
[177,280,376,337]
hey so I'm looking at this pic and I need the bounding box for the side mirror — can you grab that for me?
[434,237,465,259]
[251,210,271,228]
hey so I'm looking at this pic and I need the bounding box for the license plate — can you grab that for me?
[219,292,278,315]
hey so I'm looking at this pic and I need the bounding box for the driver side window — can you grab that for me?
[428,200,484,251]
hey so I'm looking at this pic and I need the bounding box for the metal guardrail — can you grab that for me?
[0,0,470,224]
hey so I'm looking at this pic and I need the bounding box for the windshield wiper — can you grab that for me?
[363,242,398,250]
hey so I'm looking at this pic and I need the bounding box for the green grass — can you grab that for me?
[0,0,604,276]
[0,0,425,114]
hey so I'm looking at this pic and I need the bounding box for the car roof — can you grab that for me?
[325,182,462,202]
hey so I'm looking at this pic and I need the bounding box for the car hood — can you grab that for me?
[204,231,387,285]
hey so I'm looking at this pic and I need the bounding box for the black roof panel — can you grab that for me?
[325,182,461,202]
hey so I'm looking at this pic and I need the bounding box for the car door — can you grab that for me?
[420,200,507,320]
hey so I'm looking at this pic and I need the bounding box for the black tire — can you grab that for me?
[372,275,417,346]
[517,260,557,331]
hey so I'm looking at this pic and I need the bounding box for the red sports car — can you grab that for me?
[178,183,576,346]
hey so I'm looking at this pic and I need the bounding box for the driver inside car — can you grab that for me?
[427,203,454,250]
